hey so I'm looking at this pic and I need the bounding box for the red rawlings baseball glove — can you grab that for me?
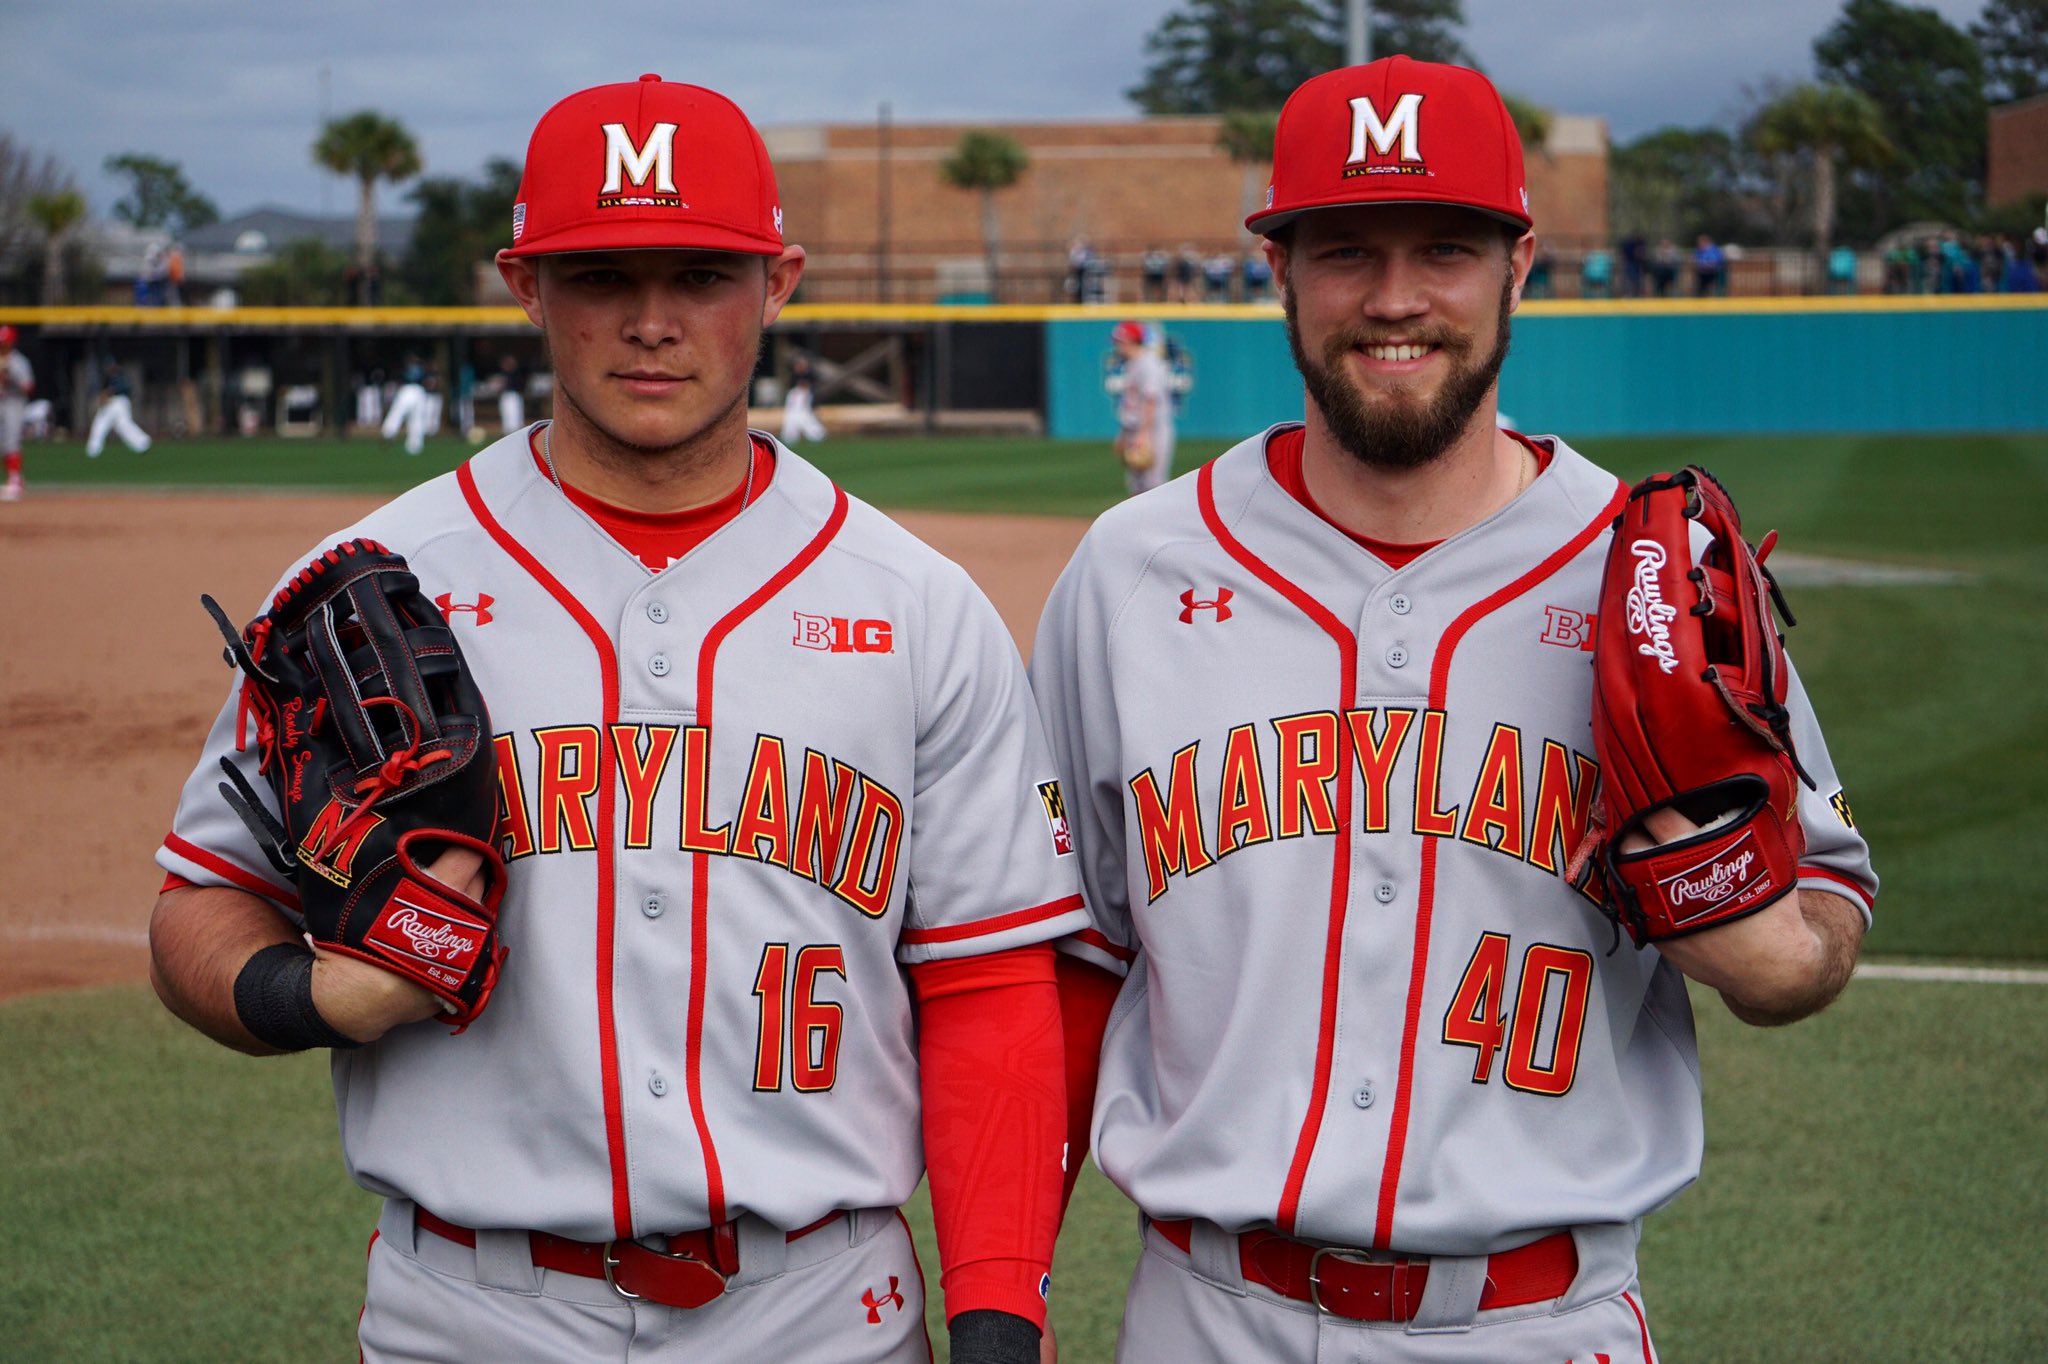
[202,539,508,1023]
[1582,466,1815,947]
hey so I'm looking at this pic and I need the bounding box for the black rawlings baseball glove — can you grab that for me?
[203,539,507,1024]
[1579,466,1816,947]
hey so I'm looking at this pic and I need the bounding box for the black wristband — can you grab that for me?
[948,1309,1041,1364]
[233,942,361,1051]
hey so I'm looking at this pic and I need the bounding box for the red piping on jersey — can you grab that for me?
[1625,1289,1653,1359]
[1197,459,1358,1236]
[899,893,1084,946]
[162,831,301,911]
[1799,864,1874,911]
[1067,926,1138,964]
[458,460,634,1237]
[689,485,849,1225]
[1370,477,1629,1248]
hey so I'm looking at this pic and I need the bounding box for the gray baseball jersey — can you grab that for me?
[160,428,1086,1243]
[1116,349,1176,494]
[0,349,32,451]
[1031,426,1876,1256]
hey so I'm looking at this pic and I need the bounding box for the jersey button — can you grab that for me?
[1386,645,1408,668]
[649,1073,668,1097]
[1353,1080,1375,1109]
[1374,882,1396,904]
[642,893,667,919]
[1390,594,1412,615]
[649,652,671,677]
[647,601,669,624]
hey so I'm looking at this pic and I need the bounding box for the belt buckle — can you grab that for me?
[1307,1244,1408,1321]
[602,1238,728,1309]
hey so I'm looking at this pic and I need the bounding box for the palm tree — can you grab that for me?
[25,189,87,304]
[1751,83,1893,284]
[313,111,422,305]
[1217,109,1280,228]
[940,130,1029,302]
[1500,93,1553,156]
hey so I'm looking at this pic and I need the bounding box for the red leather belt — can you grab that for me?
[1150,1218,1577,1324]
[414,1207,840,1310]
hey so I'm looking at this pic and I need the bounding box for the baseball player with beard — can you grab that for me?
[1034,58,1875,1362]
[150,74,1079,1364]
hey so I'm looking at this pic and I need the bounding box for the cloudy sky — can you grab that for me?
[2,0,1992,221]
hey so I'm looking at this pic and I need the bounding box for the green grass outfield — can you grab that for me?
[5,430,2045,1359]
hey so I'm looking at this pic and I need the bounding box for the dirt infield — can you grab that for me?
[0,489,1086,1002]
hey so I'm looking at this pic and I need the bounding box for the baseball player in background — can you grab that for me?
[149,74,1082,1364]
[0,325,32,501]
[1109,320,1174,496]
[85,359,153,458]
[1034,58,1875,1362]
[496,352,527,434]
[380,353,431,454]
[779,355,828,446]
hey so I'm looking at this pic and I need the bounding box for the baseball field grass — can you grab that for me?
[4,429,2045,1360]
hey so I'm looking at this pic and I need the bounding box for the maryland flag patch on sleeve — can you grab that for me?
[1038,780,1074,856]
[1829,788,1857,829]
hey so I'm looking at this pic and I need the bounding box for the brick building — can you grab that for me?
[1987,93,2048,209]
[763,112,1609,304]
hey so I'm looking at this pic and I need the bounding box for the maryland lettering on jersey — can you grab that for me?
[492,726,904,917]
[1126,708,1598,903]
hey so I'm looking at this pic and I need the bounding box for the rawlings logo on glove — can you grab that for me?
[203,539,509,1024]
[1579,467,1815,947]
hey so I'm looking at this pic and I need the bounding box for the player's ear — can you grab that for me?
[761,246,806,328]
[1506,230,1536,312]
[1264,235,1290,306]
[497,252,544,326]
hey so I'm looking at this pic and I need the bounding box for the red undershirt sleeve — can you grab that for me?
[1054,952,1123,1216]
[908,942,1064,1329]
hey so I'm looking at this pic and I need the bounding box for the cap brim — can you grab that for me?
[502,218,784,259]
[1247,195,1531,237]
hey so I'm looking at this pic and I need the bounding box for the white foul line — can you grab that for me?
[1855,963,2048,986]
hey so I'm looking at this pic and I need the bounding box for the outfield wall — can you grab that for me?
[1046,297,2048,440]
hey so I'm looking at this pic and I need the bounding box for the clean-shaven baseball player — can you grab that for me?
[1034,58,1876,1362]
[0,325,32,501]
[150,74,1082,1364]
[1110,320,1174,496]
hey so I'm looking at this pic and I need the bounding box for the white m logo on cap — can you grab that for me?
[601,122,678,193]
[1346,93,1423,163]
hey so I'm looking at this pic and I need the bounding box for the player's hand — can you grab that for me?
[308,845,488,1042]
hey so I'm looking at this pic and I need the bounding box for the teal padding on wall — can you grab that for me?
[1047,309,2048,440]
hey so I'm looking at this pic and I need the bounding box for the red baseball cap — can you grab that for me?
[502,74,784,258]
[1110,320,1147,346]
[1246,57,1531,237]
[0,325,17,346]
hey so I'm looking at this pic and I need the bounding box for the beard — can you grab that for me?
[1285,270,1514,473]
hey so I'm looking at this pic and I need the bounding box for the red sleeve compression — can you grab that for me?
[1054,952,1123,1216]
[909,943,1064,1329]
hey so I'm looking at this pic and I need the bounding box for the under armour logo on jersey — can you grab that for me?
[1538,605,1595,651]
[861,1276,905,1324]
[1179,588,1234,623]
[435,592,495,626]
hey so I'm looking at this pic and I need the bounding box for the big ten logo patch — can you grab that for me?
[1539,605,1596,651]
[1038,779,1074,855]
[792,612,893,654]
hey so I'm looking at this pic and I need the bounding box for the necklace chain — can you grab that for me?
[539,421,760,510]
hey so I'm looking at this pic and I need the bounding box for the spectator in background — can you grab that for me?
[86,360,153,457]
[355,365,385,431]
[1650,237,1681,297]
[1827,245,1858,295]
[1202,250,1235,302]
[1141,246,1169,302]
[137,242,167,306]
[1883,243,1912,294]
[1067,236,1095,303]
[2009,233,2045,293]
[1174,244,1200,303]
[1580,246,1614,299]
[1619,233,1646,297]
[165,242,187,307]
[1692,234,1726,297]
[1241,248,1273,302]
[1525,240,1555,299]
